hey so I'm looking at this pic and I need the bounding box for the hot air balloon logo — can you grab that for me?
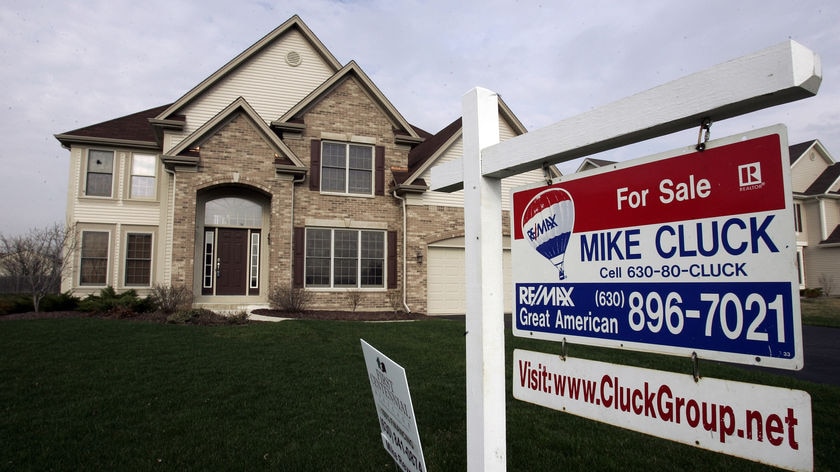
[521,187,575,280]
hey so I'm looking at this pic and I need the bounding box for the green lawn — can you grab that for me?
[800,296,840,328]
[0,317,837,471]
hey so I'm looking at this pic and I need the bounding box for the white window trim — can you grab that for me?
[83,149,116,199]
[123,232,154,287]
[79,230,111,287]
[304,228,386,289]
[129,153,158,200]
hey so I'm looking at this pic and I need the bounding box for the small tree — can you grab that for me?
[0,223,76,312]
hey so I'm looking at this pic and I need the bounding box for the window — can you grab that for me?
[130,154,157,198]
[321,142,373,195]
[86,150,114,197]
[205,198,262,227]
[124,233,152,286]
[793,203,803,233]
[305,228,385,288]
[249,232,260,290]
[80,231,109,285]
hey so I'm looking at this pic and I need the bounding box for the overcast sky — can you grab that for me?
[1,0,837,235]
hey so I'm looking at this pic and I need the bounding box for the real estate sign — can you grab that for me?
[513,349,813,471]
[360,339,426,472]
[511,125,803,370]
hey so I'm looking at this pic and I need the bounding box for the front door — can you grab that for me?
[216,228,248,296]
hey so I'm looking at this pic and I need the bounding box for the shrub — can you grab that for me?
[347,289,363,312]
[269,285,312,313]
[802,287,824,298]
[0,294,33,315]
[77,287,154,314]
[387,289,405,313]
[149,284,194,314]
[166,308,249,325]
[39,292,80,312]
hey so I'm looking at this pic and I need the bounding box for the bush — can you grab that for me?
[0,294,33,315]
[166,308,249,325]
[149,284,193,314]
[269,285,312,313]
[802,287,824,298]
[39,292,80,312]
[77,287,154,315]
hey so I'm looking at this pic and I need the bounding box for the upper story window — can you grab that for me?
[793,203,803,233]
[130,154,157,199]
[321,141,373,195]
[85,150,114,197]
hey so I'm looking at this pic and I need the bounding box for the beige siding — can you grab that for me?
[791,148,830,193]
[804,246,840,293]
[165,30,335,153]
[408,115,548,210]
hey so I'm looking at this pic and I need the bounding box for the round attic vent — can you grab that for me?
[285,51,302,67]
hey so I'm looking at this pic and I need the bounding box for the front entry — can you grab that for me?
[216,228,248,295]
[198,192,266,299]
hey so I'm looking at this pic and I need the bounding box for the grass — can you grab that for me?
[800,296,840,328]
[0,317,837,471]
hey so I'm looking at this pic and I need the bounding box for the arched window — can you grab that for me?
[204,197,262,227]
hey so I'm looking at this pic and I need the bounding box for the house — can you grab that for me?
[570,139,840,294]
[790,139,840,294]
[54,15,555,315]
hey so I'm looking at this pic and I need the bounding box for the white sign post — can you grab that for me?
[361,339,427,472]
[430,40,821,472]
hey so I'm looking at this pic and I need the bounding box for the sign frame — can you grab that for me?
[511,125,803,370]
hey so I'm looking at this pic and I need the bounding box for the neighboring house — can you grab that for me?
[790,139,840,293]
[54,15,555,315]
[571,139,840,293]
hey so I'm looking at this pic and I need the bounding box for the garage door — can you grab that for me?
[427,238,512,315]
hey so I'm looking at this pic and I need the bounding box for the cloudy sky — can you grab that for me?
[1,0,837,235]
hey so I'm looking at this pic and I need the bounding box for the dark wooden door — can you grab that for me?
[216,228,248,295]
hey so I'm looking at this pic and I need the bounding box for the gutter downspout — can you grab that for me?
[163,166,176,286]
[393,190,412,313]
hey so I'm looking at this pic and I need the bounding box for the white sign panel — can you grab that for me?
[511,125,803,370]
[361,339,426,472]
[513,349,813,471]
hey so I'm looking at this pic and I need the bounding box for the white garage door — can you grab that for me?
[427,238,512,315]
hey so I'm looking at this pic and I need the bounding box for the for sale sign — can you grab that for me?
[511,125,803,369]
[513,349,813,471]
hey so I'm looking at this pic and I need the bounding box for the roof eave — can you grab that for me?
[54,134,160,151]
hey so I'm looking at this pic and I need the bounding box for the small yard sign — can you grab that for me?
[361,339,426,472]
[513,349,813,471]
[511,125,803,369]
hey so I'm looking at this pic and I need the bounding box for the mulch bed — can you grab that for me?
[1,309,429,323]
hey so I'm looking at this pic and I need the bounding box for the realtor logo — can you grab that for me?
[738,162,763,189]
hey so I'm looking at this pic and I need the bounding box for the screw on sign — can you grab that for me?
[521,187,575,280]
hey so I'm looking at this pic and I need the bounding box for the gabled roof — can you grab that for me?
[788,140,818,166]
[163,97,303,171]
[272,61,422,143]
[820,225,840,246]
[55,104,181,149]
[396,97,553,189]
[575,157,617,173]
[804,162,840,196]
[156,15,341,121]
